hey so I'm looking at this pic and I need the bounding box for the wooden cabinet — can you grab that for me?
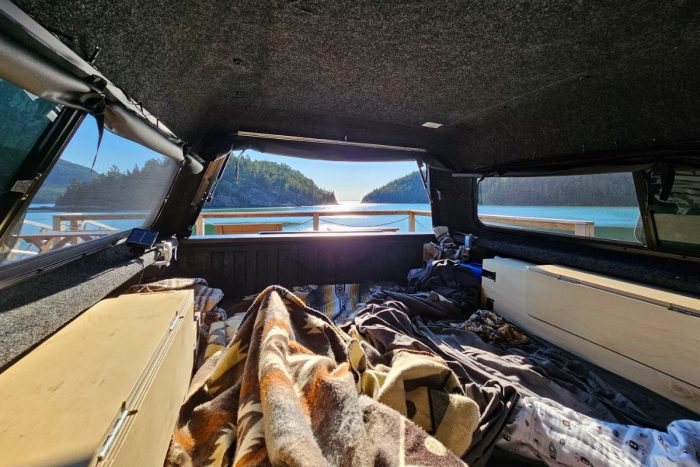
[0,290,196,466]
[482,257,700,413]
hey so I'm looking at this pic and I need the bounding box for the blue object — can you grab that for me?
[458,261,483,280]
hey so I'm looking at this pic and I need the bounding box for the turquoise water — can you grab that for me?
[200,203,641,241]
[478,205,641,242]
[21,203,641,240]
[201,203,433,233]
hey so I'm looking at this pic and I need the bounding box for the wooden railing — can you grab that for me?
[52,212,145,231]
[45,210,594,236]
[10,210,594,262]
[479,214,594,236]
[195,210,595,236]
[194,210,433,235]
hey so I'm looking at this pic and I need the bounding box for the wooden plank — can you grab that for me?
[482,258,700,413]
[531,264,700,315]
[195,216,205,235]
[213,222,283,234]
[100,294,196,467]
[479,214,594,236]
[528,269,700,387]
[481,257,529,315]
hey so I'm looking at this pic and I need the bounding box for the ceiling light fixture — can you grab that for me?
[422,121,443,128]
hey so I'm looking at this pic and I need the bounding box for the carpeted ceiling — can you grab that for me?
[12,0,700,170]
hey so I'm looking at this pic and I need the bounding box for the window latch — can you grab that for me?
[10,175,41,198]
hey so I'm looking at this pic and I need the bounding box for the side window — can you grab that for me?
[477,172,645,244]
[0,113,179,266]
[646,168,700,250]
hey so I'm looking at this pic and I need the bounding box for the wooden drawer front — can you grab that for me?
[527,268,700,388]
[99,296,196,466]
[0,290,195,467]
[482,258,700,413]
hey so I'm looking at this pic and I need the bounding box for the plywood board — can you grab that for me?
[482,258,700,414]
[528,269,700,387]
[0,290,194,467]
[531,264,700,316]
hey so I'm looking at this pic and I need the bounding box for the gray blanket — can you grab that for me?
[348,290,697,464]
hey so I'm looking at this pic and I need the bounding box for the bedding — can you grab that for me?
[167,285,477,466]
[239,282,401,324]
[356,265,696,428]
[137,266,699,466]
[498,396,700,466]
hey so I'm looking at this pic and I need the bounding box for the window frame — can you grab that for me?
[0,107,83,239]
[0,105,181,279]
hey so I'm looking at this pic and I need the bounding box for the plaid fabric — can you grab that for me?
[242,282,401,324]
[350,339,481,458]
[167,286,476,466]
[204,314,246,360]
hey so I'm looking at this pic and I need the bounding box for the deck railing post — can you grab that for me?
[312,213,320,231]
[575,222,595,237]
[52,215,62,232]
[408,211,416,232]
[195,215,205,236]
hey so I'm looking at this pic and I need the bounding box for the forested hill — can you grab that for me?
[208,157,337,207]
[55,157,337,210]
[55,159,175,210]
[33,159,96,203]
[362,171,637,206]
[478,173,637,206]
[362,172,428,203]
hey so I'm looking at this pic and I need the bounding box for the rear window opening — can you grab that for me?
[201,152,432,235]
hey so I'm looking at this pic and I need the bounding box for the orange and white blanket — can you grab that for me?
[167,285,479,466]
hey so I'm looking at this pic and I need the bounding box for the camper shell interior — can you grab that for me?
[0,0,699,465]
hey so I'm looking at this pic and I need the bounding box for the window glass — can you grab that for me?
[0,114,178,265]
[477,172,644,243]
[0,78,62,198]
[204,152,430,235]
[647,168,700,249]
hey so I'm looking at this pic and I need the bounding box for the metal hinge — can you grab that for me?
[97,403,137,461]
[169,313,184,331]
[10,177,40,198]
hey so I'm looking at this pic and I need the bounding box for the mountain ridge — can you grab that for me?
[362,171,638,206]
[53,157,337,209]
[362,172,428,204]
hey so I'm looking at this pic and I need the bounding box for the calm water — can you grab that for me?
[22,202,642,241]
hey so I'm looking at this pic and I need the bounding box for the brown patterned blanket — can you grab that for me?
[167,285,479,466]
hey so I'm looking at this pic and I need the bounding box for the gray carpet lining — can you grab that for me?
[12,0,700,170]
[0,244,156,371]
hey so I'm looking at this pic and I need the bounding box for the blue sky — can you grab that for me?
[60,116,417,201]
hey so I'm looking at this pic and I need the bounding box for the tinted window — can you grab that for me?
[647,168,700,249]
[477,172,644,243]
[0,114,178,265]
[0,78,62,198]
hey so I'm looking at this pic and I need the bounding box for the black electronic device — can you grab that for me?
[125,228,159,250]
